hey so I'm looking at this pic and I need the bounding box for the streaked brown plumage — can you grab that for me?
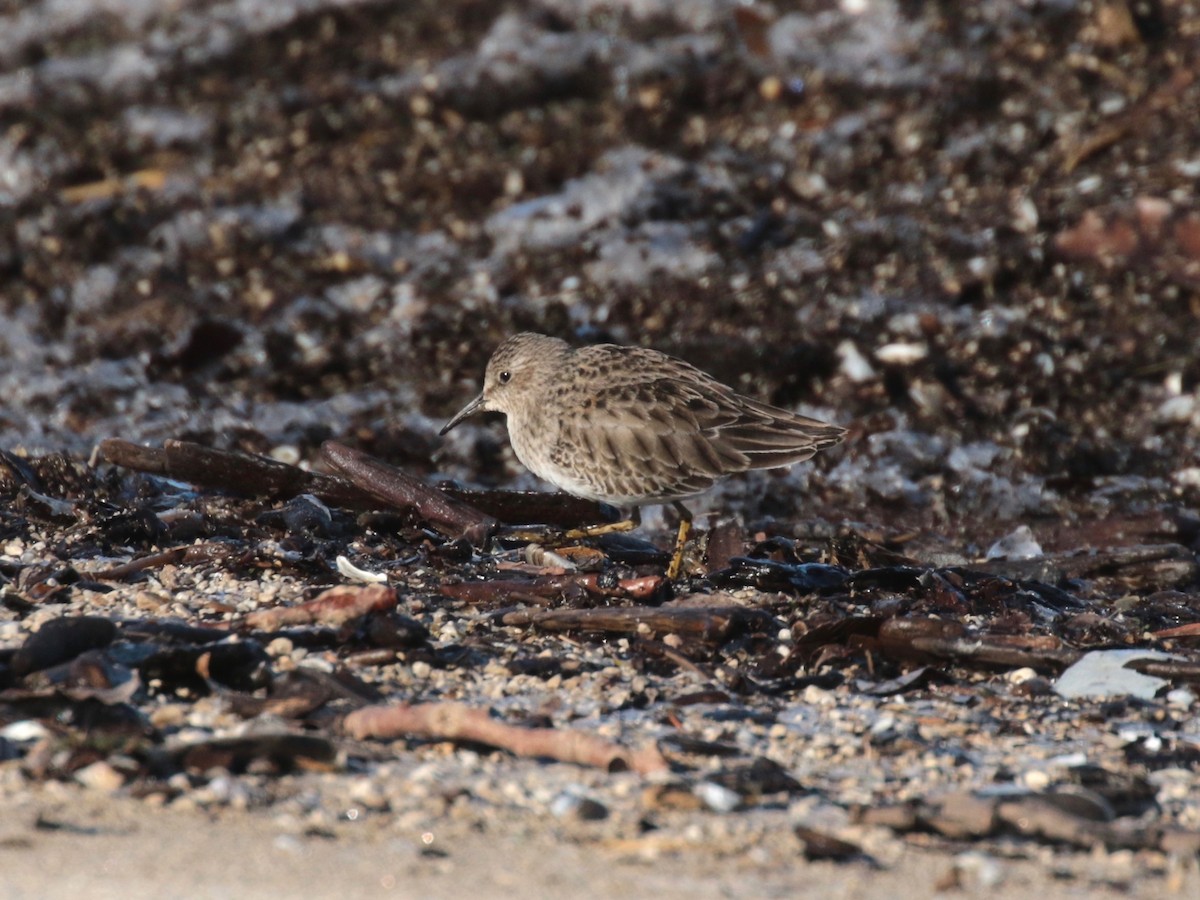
[440,333,845,576]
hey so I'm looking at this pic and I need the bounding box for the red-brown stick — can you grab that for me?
[343,701,667,775]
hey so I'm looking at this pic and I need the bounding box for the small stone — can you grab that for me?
[642,784,703,811]
[148,704,187,728]
[1174,467,1200,488]
[837,340,877,382]
[759,76,782,101]
[875,341,928,365]
[503,170,524,197]
[952,851,1006,890]
[75,761,124,792]
[802,685,835,706]
[135,590,168,611]
[0,720,49,742]
[694,781,740,813]
[350,781,390,811]
[549,789,609,821]
[270,444,300,465]
[1166,688,1196,707]
[794,825,862,861]
[1007,667,1038,684]
[1011,675,1053,697]
[986,525,1043,561]
[868,715,899,745]
[1022,769,1051,791]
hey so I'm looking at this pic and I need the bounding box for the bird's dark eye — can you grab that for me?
[498,371,512,384]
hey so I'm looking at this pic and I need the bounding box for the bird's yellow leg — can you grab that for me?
[666,502,693,580]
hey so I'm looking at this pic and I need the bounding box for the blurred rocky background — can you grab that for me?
[1,0,1198,544]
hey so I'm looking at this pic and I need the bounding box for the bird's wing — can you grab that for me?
[554,360,733,498]
[580,349,844,474]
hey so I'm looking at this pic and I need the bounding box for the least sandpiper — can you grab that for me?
[440,333,845,577]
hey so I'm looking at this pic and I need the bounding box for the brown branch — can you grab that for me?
[321,441,495,538]
[243,584,398,631]
[1062,67,1195,173]
[503,605,776,642]
[878,618,1081,672]
[441,573,665,607]
[97,438,373,508]
[342,701,668,775]
[99,438,617,540]
[1124,657,1200,684]
[93,542,237,580]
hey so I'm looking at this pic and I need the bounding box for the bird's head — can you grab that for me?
[439,333,569,434]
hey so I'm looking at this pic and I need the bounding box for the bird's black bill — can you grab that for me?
[439,393,486,435]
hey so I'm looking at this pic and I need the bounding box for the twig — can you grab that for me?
[96,438,372,508]
[503,605,776,642]
[343,701,668,774]
[242,584,397,631]
[321,441,495,539]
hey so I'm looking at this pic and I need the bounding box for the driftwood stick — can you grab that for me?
[92,543,239,580]
[502,605,775,642]
[242,584,398,632]
[321,441,495,539]
[99,438,615,540]
[93,439,170,475]
[878,618,1081,672]
[441,573,665,606]
[343,701,668,775]
[96,438,374,508]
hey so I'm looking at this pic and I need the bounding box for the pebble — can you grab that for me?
[694,782,741,814]
[549,789,609,821]
[801,685,836,706]
[270,444,300,465]
[953,851,1006,889]
[298,654,334,673]
[75,761,125,792]
[837,340,877,382]
[135,590,168,610]
[0,721,49,743]
[1022,769,1051,791]
[1007,667,1038,684]
[1166,688,1196,708]
[148,704,187,728]
[350,781,390,811]
[875,341,928,365]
